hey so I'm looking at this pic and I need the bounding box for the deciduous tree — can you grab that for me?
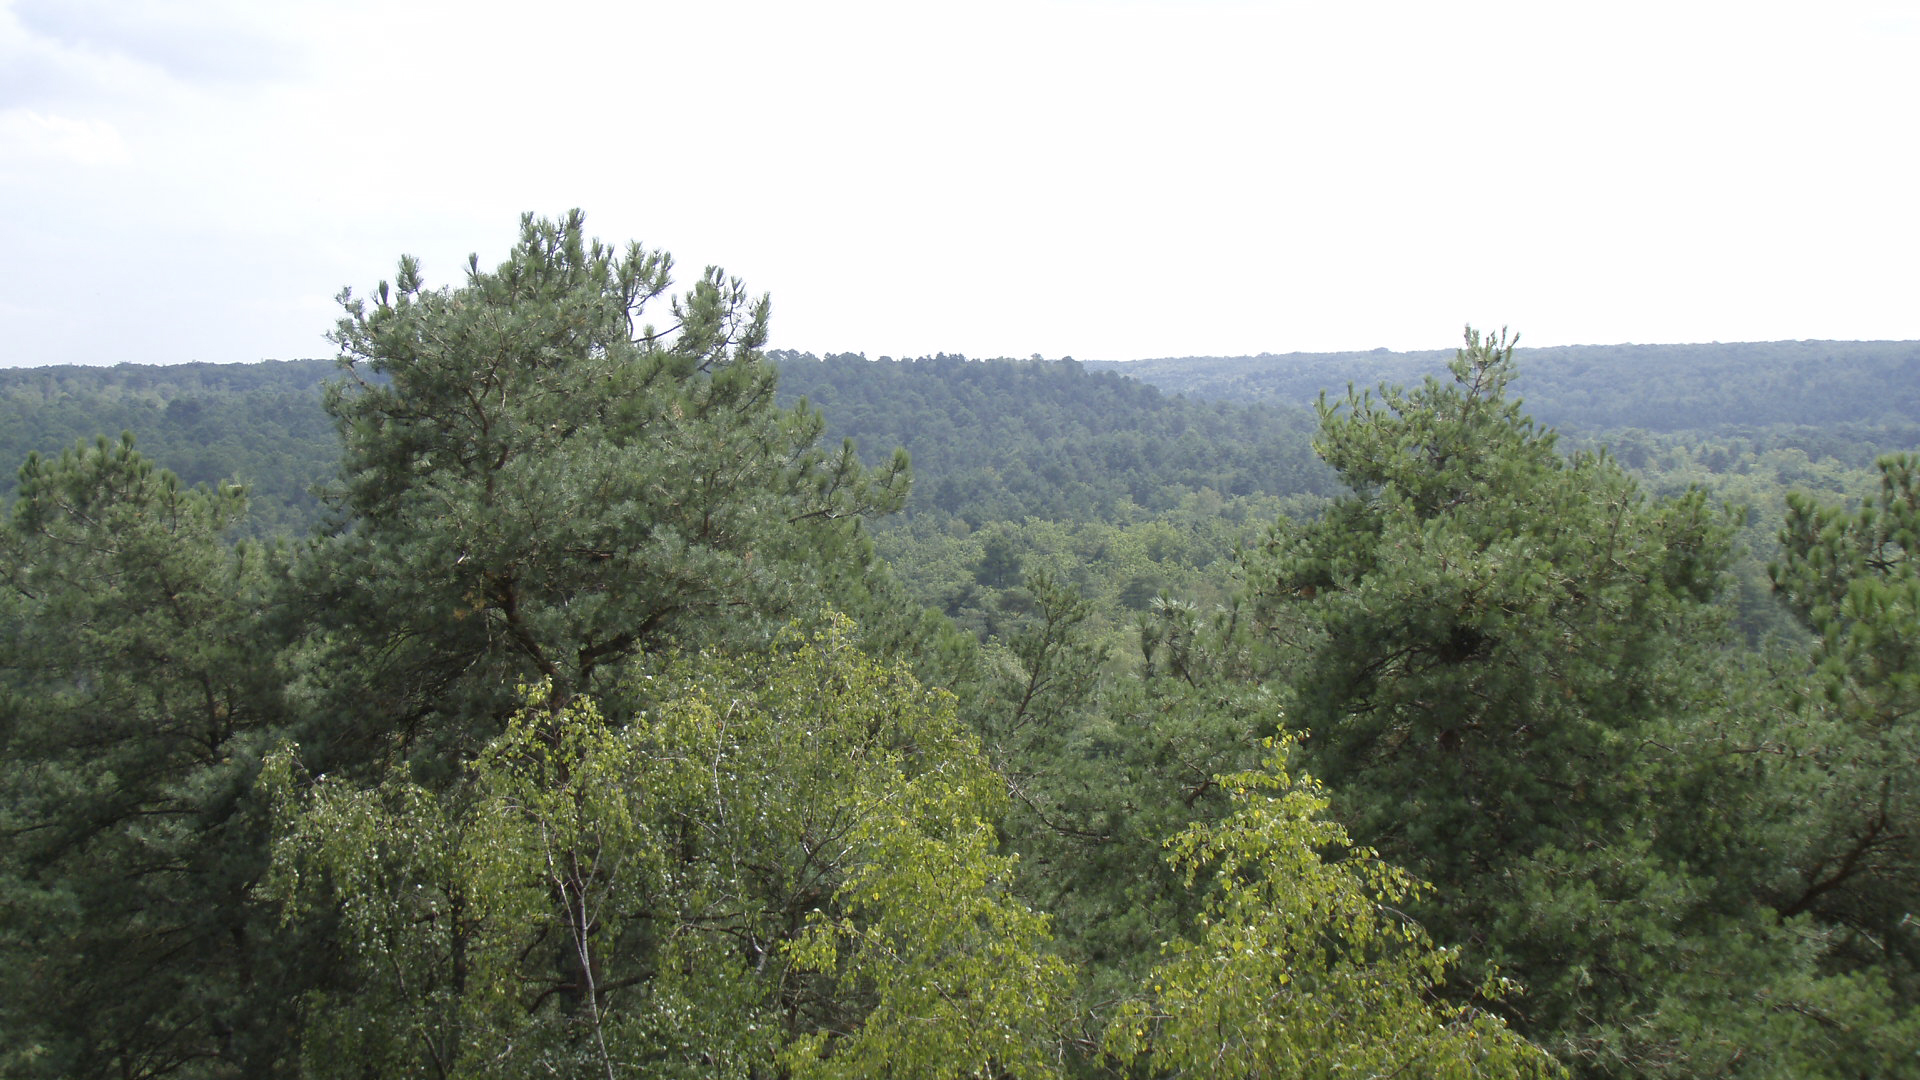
[265,618,1067,1079]
[1105,736,1557,1080]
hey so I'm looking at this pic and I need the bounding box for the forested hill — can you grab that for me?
[5,306,1919,1076]
[9,343,1915,535]
[1090,339,1920,435]
[0,353,1335,535]
[0,359,339,536]
[769,350,1333,523]
[8,343,1916,539]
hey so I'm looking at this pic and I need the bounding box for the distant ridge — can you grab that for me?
[0,352,1340,537]
[1087,340,1920,433]
[5,344,1916,542]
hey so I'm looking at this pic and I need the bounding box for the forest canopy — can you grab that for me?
[1,213,1915,1079]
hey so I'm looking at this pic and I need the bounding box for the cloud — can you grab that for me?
[8,0,307,86]
[0,107,127,165]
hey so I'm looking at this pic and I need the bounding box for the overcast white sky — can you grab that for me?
[2,0,1915,368]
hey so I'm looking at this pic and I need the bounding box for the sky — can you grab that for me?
[1,0,1916,368]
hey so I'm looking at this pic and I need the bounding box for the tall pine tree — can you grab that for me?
[0,436,280,1078]
[286,211,909,776]
[1242,329,1910,1076]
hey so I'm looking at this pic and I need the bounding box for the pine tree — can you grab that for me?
[1246,329,1731,891]
[0,436,278,1078]
[1771,452,1920,989]
[287,211,908,775]
[1241,329,1914,1076]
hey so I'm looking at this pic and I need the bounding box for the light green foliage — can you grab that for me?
[16,226,1920,1080]
[779,777,1067,1080]
[265,617,1065,1078]
[0,435,272,1078]
[1107,736,1558,1080]
[260,754,544,1076]
[294,211,908,773]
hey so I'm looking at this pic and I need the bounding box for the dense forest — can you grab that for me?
[1090,340,1920,434]
[2,213,1916,1079]
[0,358,339,537]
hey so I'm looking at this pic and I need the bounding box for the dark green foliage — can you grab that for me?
[772,350,1338,525]
[1582,429,1901,645]
[1770,453,1920,987]
[0,360,339,537]
[1092,339,1920,435]
[10,232,1920,1079]
[957,572,1281,1066]
[285,212,909,775]
[877,491,1310,652]
[1248,331,1733,878]
[1241,329,1915,1076]
[0,436,280,1078]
